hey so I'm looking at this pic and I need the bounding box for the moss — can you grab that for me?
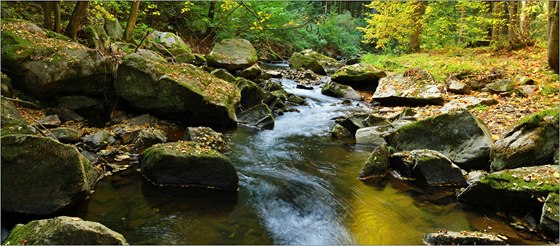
[479,166,559,193]
[517,107,559,130]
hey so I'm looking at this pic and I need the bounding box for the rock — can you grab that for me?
[1,97,35,135]
[424,231,505,245]
[372,69,444,106]
[335,113,371,135]
[358,144,390,180]
[45,108,84,122]
[184,126,228,153]
[265,70,282,78]
[440,96,498,113]
[410,149,466,186]
[485,78,515,94]
[207,38,258,71]
[34,115,62,128]
[1,134,97,215]
[386,109,492,170]
[287,94,307,105]
[115,51,240,126]
[389,151,416,178]
[82,130,116,150]
[490,108,559,171]
[516,85,538,97]
[1,20,114,97]
[465,170,488,185]
[1,72,12,96]
[518,76,535,85]
[211,68,236,83]
[121,128,167,149]
[289,49,343,75]
[4,216,127,245]
[238,63,262,80]
[303,69,317,80]
[57,95,102,116]
[234,77,267,109]
[457,165,559,213]
[355,126,389,146]
[50,127,81,143]
[185,53,207,66]
[321,80,362,100]
[540,193,559,239]
[446,76,472,94]
[140,141,238,191]
[296,84,314,90]
[331,63,387,91]
[237,103,275,129]
[331,124,352,138]
[104,18,124,40]
[143,30,192,60]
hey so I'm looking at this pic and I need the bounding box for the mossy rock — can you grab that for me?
[321,80,361,100]
[1,72,13,96]
[457,165,559,213]
[207,38,258,71]
[358,144,390,180]
[371,71,444,106]
[485,78,515,94]
[386,109,492,170]
[1,20,114,98]
[104,18,124,41]
[115,51,240,127]
[540,193,559,239]
[1,134,98,215]
[289,52,325,75]
[331,63,387,91]
[233,77,267,109]
[211,69,236,83]
[140,141,238,191]
[4,216,127,245]
[490,108,559,171]
[238,63,263,80]
[237,103,275,129]
[1,97,36,135]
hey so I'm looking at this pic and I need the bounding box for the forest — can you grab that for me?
[1,0,559,245]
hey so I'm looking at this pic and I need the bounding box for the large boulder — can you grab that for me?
[233,77,267,109]
[321,80,362,100]
[104,18,124,41]
[540,193,559,239]
[490,108,559,171]
[140,141,239,191]
[289,49,343,75]
[115,51,240,127]
[1,134,98,215]
[386,109,492,170]
[4,216,127,245]
[207,38,258,71]
[371,68,444,106]
[331,63,386,91]
[1,20,114,97]
[408,149,466,186]
[143,30,194,63]
[358,144,390,180]
[424,231,505,245]
[1,97,35,135]
[457,165,559,213]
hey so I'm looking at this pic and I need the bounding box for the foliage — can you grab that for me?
[359,1,414,52]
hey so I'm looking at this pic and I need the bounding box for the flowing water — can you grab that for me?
[70,76,546,244]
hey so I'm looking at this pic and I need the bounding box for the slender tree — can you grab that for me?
[41,1,53,30]
[491,1,502,42]
[64,1,90,39]
[54,1,62,33]
[548,0,559,74]
[507,1,521,47]
[409,0,426,52]
[124,0,140,42]
[520,0,533,42]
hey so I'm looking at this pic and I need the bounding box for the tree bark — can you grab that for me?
[548,0,559,74]
[124,0,140,42]
[41,1,52,30]
[204,1,216,37]
[409,1,427,52]
[520,0,533,41]
[54,1,61,33]
[458,2,467,46]
[64,1,90,39]
[492,1,502,42]
[507,1,521,47]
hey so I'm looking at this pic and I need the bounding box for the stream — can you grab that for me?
[70,75,545,244]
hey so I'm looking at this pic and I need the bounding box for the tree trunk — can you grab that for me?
[409,1,427,52]
[520,0,533,42]
[41,1,52,30]
[64,1,90,39]
[507,1,521,47]
[458,2,467,46]
[204,1,216,37]
[54,1,61,33]
[124,0,140,42]
[492,1,502,42]
[548,0,559,74]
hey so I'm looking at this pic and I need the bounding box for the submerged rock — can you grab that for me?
[237,103,275,129]
[457,165,559,213]
[140,141,238,191]
[358,144,390,180]
[1,20,114,97]
[424,231,505,245]
[386,109,492,170]
[207,38,258,71]
[4,216,127,245]
[490,108,559,171]
[372,68,444,106]
[1,134,98,215]
[331,63,386,91]
[115,51,240,126]
[321,80,362,100]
